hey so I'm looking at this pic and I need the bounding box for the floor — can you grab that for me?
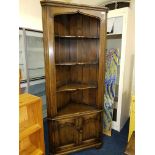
[43,119,129,155]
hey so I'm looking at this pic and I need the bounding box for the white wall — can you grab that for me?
[19,0,43,30]
[19,0,121,30]
[130,0,135,95]
[120,0,135,129]
[19,0,102,30]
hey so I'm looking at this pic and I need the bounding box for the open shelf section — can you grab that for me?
[56,61,98,66]
[56,83,97,92]
[20,124,41,141]
[107,34,122,39]
[55,35,99,39]
[57,103,98,117]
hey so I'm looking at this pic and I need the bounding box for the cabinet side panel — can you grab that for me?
[42,6,57,118]
[97,15,106,109]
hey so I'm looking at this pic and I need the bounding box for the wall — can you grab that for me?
[120,0,135,129]
[19,0,120,30]
[130,0,135,95]
[19,0,43,30]
[19,0,99,30]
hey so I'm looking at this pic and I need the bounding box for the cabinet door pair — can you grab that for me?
[49,112,101,153]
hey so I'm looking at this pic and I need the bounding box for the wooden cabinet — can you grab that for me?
[19,93,44,155]
[41,1,107,154]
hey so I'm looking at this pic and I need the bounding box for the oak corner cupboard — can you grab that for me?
[40,1,108,154]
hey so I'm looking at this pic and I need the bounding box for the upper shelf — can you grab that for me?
[55,35,99,39]
[56,83,97,92]
[55,34,122,39]
[56,61,98,66]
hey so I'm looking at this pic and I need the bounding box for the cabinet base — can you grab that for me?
[95,143,103,149]
[49,142,102,155]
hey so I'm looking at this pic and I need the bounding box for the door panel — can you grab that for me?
[81,113,100,142]
[50,117,77,150]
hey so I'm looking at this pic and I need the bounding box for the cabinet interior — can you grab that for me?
[54,13,100,116]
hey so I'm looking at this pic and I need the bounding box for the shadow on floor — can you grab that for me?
[43,119,129,155]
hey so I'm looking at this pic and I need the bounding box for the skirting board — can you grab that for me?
[112,121,120,132]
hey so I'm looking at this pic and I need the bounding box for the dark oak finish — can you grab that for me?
[41,1,107,154]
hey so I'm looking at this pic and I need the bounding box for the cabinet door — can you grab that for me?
[50,117,78,153]
[81,112,101,143]
[50,112,101,153]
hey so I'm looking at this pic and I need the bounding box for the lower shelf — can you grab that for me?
[20,124,41,141]
[51,141,102,155]
[56,83,97,92]
[57,103,98,117]
[20,145,43,155]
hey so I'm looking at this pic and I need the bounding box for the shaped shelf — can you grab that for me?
[55,35,99,39]
[57,103,99,117]
[56,83,97,92]
[58,103,97,115]
[56,61,98,66]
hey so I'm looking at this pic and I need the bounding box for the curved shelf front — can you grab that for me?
[56,83,97,92]
[55,35,99,39]
[56,61,98,66]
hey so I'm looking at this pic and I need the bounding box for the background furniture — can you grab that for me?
[19,28,47,118]
[128,95,135,141]
[41,1,107,154]
[106,8,134,132]
[125,132,135,155]
[19,69,22,94]
[124,95,135,155]
[19,93,44,155]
